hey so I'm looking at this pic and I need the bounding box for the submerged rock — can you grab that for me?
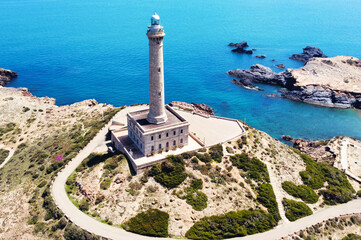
[0,68,18,86]
[275,64,285,69]
[290,46,327,62]
[232,48,253,54]
[255,55,266,59]
[232,79,263,91]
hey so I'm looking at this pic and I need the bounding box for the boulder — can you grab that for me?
[232,48,253,54]
[228,41,248,48]
[275,64,285,69]
[290,46,327,62]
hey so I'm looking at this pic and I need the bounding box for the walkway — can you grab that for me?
[0,145,15,169]
[51,109,361,240]
[340,140,361,183]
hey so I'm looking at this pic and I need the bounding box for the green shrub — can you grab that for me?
[298,153,355,205]
[0,149,9,164]
[185,209,277,240]
[64,223,94,240]
[209,144,223,163]
[342,233,361,240]
[282,181,319,204]
[226,146,234,154]
[149,155,187,188]
[190,179,203,190]
[100,178,112,190]
[230,154,270,183]
[283,199,313,221]
[257,183,280,222]
[357,190,361,198]
[195,152,212,163]
[185,191,208,211]
[37,180,47,188]
[123,209,169,237]
[79,199,90,212]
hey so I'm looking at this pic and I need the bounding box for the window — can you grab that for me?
[166,142,169,148]
[180,129,183,134]
[151,146,154,151]
[159,144,162,149]
[140,143,142,149]
[158,67,161,73]
[166,132,168,137]
[180,138,183,144]
[159,134,161,139]
[151,136,154,141]
[173,130,176,135]
[173,140,176,146]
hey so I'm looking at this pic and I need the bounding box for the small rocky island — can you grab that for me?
[290,46,327,63]
[0,68,17,86]
[229,56,361,109]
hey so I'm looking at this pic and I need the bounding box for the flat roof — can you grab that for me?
[128,106,188,132]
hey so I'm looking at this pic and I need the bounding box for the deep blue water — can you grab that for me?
[1,0,361,141]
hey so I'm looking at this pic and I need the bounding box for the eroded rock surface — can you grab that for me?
[290,46,327,62]
[228,56,361,109]
[0,68,17,86]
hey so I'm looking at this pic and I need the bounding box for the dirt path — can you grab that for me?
[0,145,15,169]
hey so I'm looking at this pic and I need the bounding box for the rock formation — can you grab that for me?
[228,56,361,109]
[169,101,214,115]
[229,41,253,54]
[290,46,327,62]
[231,79,263,91]
[275,64,285,69]
[0,68,17,86]
[255,55,266,59]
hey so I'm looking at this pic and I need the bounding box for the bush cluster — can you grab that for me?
[179,179,208,211]
[208,144,223,163]
[282,181,319,204]
[257,183,281,222]
[298,153,355,205]
[230,154,270,183]
[185,209,277,240]
[149,155,187,188]
[0,149,10,164]
[342,234,361,240]
[282,199,313,221]
[123,209,169,237]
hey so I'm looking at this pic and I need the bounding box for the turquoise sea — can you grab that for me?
[1,0,361,140]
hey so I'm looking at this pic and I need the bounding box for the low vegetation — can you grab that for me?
[257,183,281,222]
[230,154,270,183]
[208,144,223,163]
[282,181,319,204]
[342,234,361,240]
[177,178,208,211]
[0,106,120,239]
[123,209,169,237]
[149,155,187,188]
[0,148,9,165]
[298,153,355,205]
[185,209,278,240]
[283,199,313,222]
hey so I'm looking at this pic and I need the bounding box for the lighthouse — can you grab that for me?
[146,13,167,124]
[124,13,189,157]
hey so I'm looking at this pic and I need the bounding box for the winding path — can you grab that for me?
[51,113,361,240]
[0,145,15,169]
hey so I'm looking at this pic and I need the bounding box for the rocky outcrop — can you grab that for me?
[228,56,361,109]
[169,101,214,115]
[275,64,285,69]
[290,46,327,62]
[0,68,17,86]
[229,41,253,54]
[228,64,295,88]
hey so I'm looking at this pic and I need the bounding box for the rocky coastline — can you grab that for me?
[169,101,214,115]
[0,68,17,86]
[228,56,361,109]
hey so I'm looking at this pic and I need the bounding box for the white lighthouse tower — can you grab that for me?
[146,13,168,124]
